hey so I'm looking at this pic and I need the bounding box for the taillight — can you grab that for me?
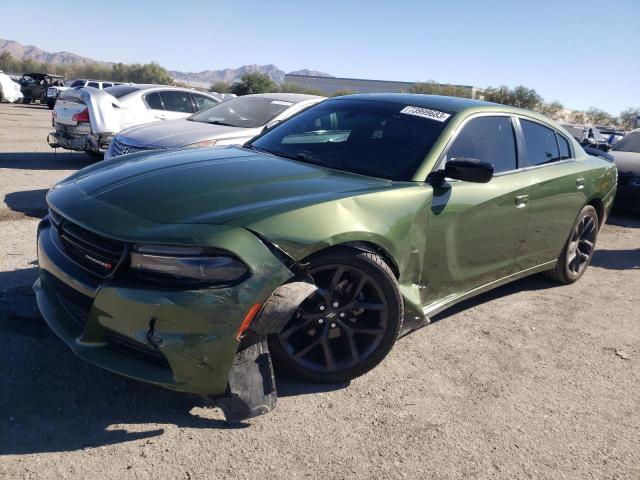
[72,108,89,123]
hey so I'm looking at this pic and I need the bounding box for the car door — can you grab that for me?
[514,118,588,270]
[157,90,195,120]
[422,114,533,305]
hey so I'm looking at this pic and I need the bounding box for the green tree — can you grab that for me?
[279,82,326,96]
[0,51,18,73]
[569,111,587,124]
[586,107,614,126]
[617,107,640,130]
[481,85,542,110]
[209,81,231,93]
[230,72,277,96]
[539,100,564,119]
[331,89,355,97]
[409,80,471,98]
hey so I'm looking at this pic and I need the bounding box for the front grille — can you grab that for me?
[50,208,126,277]
[111,137,150,157]
[106,330,170,368]
[57,291,91,328]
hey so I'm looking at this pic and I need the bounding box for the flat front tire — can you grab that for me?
[268,248,403,383]
[545,205,599,284]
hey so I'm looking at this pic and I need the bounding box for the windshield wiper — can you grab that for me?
[207,120,234,127]
[275,151,341,170]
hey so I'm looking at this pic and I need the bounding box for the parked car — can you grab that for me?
[35,94,616,421]
[105,93,325,160]
[609,128,640,211]
[561,123,611,151]
[19,73,64,104]
[0,71,23,103]
[49,84,222,158]
[46,79,121,110]
[596,125,625,145]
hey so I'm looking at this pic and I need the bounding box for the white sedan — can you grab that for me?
[49,84,223,158]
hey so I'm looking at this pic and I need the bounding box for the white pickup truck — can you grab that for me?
[49,84,223,158]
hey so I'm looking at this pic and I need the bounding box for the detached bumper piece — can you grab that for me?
[215,334,277,422]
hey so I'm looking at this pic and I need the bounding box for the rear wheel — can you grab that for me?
[545,205,598,284]
[268,248,403,383]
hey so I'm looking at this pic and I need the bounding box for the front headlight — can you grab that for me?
[130,244,249,286]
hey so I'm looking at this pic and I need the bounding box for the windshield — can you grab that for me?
[189,96,294,128]
[249,98,451,181]
[613,132,640,153]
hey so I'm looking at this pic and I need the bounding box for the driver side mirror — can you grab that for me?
[430,158,494,185]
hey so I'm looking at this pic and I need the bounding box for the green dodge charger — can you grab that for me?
[35,94,617,420]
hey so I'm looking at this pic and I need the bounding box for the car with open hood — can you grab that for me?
[105,93,324,160]
[19,72,64,104]
[35,94,617,421]
[49,84,223,158]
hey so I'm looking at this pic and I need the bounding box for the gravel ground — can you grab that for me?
[0,103,638,480]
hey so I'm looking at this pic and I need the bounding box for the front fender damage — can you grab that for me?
[215,240,317,421]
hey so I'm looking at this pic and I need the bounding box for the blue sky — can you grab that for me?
[2,0,639,114]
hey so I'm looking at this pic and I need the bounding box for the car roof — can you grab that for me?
[244,92,325,102]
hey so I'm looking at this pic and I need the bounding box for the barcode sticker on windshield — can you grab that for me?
[400,106,451,122]
[271,100,294,106]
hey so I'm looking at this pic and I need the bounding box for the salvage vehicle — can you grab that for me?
[596,125,625,146]
[35,94,617,421]
[19,72,64,104]
[0,71,23,103]
[105,93,325,160]
[49,84,222,159]
[609,128,640,211]
[46,79,120,110]
[562,123,611,151]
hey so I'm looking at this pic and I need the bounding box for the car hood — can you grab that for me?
[611,151,640,174]
[50,146,391,226]
[118,118,259,148]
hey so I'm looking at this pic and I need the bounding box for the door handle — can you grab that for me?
[576,178,585,190]
[515,194,529,208]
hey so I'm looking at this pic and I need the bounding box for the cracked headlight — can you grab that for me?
[130,244,249,286]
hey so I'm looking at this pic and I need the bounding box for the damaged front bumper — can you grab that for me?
[34,214,307,420]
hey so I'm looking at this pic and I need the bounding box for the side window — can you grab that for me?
[192,94,218,111]
[102,83,112,89]
[87,82,100,88]
[145,91,163,110]
[557,134,571,159]
[159,91,194,113]
[446,116,517,174]
[521,119,561,166]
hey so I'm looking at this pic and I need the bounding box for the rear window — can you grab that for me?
[521,120,563,166]
[613,132,640,153]
[87,82,100,89]
[104,85,140,99]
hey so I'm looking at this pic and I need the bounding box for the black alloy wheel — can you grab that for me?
[269,248,403,383]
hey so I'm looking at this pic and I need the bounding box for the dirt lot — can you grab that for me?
[0,102,638,480]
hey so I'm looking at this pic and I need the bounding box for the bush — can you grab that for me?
[230,72,278,96]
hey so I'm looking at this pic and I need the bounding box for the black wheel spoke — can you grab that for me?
[280,317,315,340]
[277,263,389,374]
[320,337,337,370]
[353,301,386,311]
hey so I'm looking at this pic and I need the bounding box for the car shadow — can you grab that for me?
[0,267,350,454]
[3,188,49,219]
[429,274,557,322]
[0,151,94,170]
[607,210,640,228]
[591,248,640,270]
[11,103,49,110]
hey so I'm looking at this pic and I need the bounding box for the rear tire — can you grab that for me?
[269,247,403,383]
[544,205,598,284]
